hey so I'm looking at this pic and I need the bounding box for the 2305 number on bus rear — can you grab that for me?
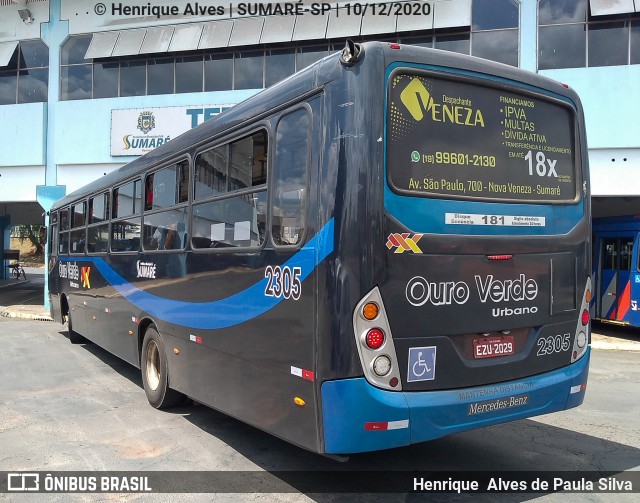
[536,333,571,356]
[265,266,302,300]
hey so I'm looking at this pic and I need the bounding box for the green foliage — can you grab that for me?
[12,225,45,255]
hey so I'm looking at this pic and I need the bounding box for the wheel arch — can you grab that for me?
[138,317,157,366]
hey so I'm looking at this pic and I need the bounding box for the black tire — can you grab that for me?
[141,327,183,409]
[67,311,86,344]
[11,266,19,281]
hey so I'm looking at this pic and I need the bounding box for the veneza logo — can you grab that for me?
[398,77,485,127]
[399,78,435,121]
[137,111,156,134]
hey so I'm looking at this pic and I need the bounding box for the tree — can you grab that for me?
[12,225,45,256]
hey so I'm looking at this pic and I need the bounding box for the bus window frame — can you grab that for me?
[269,104,312,251]
[49,210,58,258]
[58,207,70,255]
[87,191,111,255]
[191,125,270,254]
[69,200,87,255]
[144,157,191,213]
[385,67,583,206]
[111,178,142,254]
[142,155,192,253]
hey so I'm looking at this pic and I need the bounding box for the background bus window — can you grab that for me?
[272,108,309,246]
[620,240,634,272]
[145,160,189,211]
[192,192,267,249]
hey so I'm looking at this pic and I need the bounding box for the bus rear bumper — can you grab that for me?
[321,348,590,454]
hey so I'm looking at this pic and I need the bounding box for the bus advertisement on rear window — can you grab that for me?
[387,72,578,202]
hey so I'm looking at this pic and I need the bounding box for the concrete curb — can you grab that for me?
[591,341,640,352]
[0,307,53,322]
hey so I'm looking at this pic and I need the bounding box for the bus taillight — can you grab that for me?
[581,309,590,325]
[366,329,385,349]
[354,286,402,391]
[372,355,392,376]
[362,302,379,321]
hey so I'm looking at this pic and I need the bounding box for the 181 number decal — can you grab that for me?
[536,333,571,356]
[265,266,302,300]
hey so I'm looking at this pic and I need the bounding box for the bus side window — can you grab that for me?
[111,180,141,253]
[59,208,69,254]
[272,108,310,247]
[87,192,110,253]
[70,201,87,254]
[192,130,268,249]
[142,160,189,251]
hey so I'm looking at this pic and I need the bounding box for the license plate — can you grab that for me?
[473,336,515,359]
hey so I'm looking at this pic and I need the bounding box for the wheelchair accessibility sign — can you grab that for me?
[407,346,437,382]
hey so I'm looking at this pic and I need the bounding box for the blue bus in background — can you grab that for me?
[592,216,640,326]
[48,41,591,459]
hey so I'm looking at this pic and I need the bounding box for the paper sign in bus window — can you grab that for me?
[210,223,225,241]
[234,221,250,241]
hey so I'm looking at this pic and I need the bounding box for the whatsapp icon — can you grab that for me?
[411,151,420,162]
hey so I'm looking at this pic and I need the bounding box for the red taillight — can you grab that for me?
[389,43,401,50]
[581,309,590,325]
[486,254,514,261]
[365,329,385,349]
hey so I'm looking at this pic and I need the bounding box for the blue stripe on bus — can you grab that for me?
[383,62,585,236]
[60,218,334,330]
[321,349,590,454]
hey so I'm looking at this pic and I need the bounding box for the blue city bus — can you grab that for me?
[48,41,591,458]
[592,216,640,326]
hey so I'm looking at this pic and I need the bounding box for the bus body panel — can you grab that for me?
[592,216,640,326]
[321,349,589,454]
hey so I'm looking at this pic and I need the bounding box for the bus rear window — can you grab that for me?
[386,72,577,202]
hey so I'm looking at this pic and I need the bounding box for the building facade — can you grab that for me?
[1,0,639,289]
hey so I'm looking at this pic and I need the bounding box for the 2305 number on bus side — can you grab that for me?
[265,266,302,300]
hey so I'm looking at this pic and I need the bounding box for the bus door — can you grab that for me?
[598,237,635,322]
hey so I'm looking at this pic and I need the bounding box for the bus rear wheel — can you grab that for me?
[141,327,183,409]
[67,311,86,344]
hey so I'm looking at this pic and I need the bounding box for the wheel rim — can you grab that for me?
[145,340,161,391]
